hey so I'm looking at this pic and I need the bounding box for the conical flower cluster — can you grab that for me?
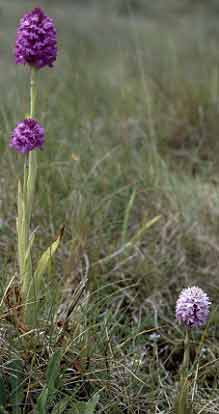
[176,286,210,328]
[15,7,57,69]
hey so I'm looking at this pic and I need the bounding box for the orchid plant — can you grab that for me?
[175,286,211,413]
[10,8,61,326]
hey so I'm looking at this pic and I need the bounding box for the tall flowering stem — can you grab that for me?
[27,68,38,227]
[11,7,58,327]
[175,287,210,414]
[15,68,39,325]
[175,329,191,414]
[23,68,38,319]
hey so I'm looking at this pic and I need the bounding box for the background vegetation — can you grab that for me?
[1,0,219,412]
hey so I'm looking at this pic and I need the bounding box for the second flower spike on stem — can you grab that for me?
[10,118,44,154]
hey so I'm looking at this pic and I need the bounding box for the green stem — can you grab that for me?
[181,329,190,377]
[27,68,38,226]
[21,68,38,325]
[23,154,28,205]
[30,67,37,117]
[176,330,192,414]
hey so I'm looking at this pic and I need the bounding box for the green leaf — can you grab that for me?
[51,396,72,414]
[16,180,24,274]
[36,352,61,414]
[85,393,99,413]
[17,180,23,232]
[46,351,61,396]
[0,374,6,413]
[71,393,99,414]
[36,388,48,414]
[121,189,136,245]
[9,359,24,414]
[23,230,35,270]
[33,227,63,291]
[175,377,193,414]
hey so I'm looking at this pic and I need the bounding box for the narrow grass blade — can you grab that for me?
[9,359,24,414]
[51,396,72,414]
[0,374,6,413]
[121,189,136,245]
[175,378,193,414]
[85,393,100,413]
[36,388,48,414]
[46,351,61,395]
[130,215,161,245]
[71,393,100,414]
[36,352,61,414]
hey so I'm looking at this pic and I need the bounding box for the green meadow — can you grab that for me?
[1,1,219,412]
